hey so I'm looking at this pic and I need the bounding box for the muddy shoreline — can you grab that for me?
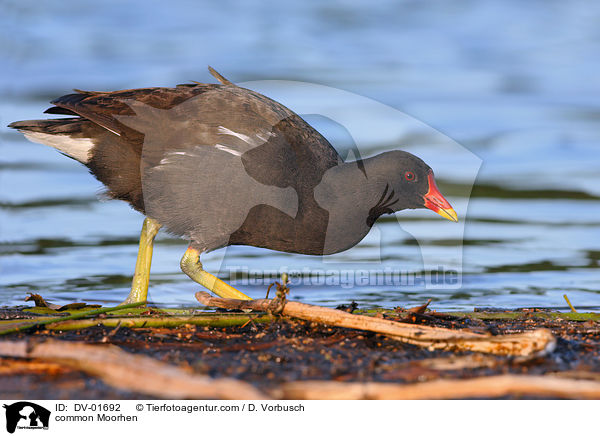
[1,305,599,399]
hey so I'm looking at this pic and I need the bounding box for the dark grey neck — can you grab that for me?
[313,153,397,255]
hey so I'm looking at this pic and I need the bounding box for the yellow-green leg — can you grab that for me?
[120,217,162,305]
[181,246,252,300]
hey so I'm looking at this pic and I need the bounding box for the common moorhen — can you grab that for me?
[9,67,457,304]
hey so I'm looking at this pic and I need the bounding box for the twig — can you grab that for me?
[563,294,578,313]
[25,293,61,310]
[407,298,432,314]
[101,321,122,342]
[0,358,68,376]
[414,354,502,371]
[0,339,268,400]
[195,292,556,356]
[106,321,122,338]
[276,375,600,400]
[265,273,289,302]
[0,302,146,336]
[265,283,274,299]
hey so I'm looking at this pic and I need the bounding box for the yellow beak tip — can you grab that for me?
[437,207,459,223]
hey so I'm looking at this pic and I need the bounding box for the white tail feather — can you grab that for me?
[23,131,94,164]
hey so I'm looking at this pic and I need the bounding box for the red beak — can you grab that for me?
[423,171,458,222]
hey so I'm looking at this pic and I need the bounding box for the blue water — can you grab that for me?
[1,0,599,310]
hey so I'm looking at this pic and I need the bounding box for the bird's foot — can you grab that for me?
[181,246,252,300]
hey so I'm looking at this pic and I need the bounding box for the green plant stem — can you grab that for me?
[46,314,273,331]
[0,302,146,336]
[563,294,578,313]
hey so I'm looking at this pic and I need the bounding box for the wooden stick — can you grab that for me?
[412,354,501,371]
[196,292,555,357]
[277,375,600,400]
[0,339,268,400]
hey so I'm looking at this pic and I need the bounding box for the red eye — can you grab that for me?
[405,171,416,182]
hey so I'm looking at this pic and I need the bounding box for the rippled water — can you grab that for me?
[1,0,599,310]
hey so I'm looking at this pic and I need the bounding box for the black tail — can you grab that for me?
[8,117,86,135]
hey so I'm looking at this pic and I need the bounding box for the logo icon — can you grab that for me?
[3,402,50,434]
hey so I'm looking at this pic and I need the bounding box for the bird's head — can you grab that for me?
[382,151,458,222]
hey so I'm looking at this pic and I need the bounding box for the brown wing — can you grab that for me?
[46,84,220,145]
[11,69,342,222]
[30,85,218,211]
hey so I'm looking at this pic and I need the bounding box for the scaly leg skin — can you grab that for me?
[120,217,162,305]
[181,246,252,300]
